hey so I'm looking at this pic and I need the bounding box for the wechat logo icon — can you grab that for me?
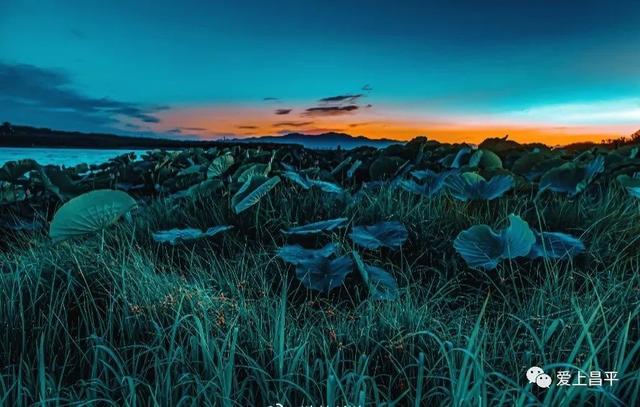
[527,366,552,388]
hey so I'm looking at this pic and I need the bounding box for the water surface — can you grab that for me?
[0,148,149,167]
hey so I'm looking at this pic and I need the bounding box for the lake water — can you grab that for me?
[0,148,150,167]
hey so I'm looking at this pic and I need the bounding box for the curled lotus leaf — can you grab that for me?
[528,231,585,260]
[453,214,535,270]
[469,149,502,169]
[400,169,451,197]
[451,147,472,168]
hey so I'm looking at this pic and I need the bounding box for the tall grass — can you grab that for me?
[0,183,639,405]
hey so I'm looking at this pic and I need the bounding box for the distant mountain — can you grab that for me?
[235,132,402,149]
[0,124,401,150]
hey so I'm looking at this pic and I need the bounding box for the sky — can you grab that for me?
[1,0,639,145]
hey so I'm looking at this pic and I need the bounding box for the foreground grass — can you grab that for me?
[1,184,639,405]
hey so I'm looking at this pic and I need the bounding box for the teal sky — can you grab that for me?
[1,0,639,144]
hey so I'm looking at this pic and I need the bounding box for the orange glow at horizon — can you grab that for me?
[153,106,637,147]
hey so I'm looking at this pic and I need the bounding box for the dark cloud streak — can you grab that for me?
[303,105,359,116]
[0,62,165,129]
[275,108,292,115]
[319,94,363,103]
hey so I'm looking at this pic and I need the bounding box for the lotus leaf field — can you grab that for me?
[1,137,640,405]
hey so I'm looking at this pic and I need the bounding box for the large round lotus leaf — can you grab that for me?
[470,149,502,169]
[369,156,404,180]
[231,175,280,214]
[350,221,408,250]
[49,190,137,242]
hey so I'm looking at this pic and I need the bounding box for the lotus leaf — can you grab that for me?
[446,172,514,201]
[152,225,232,245]
[400,169,450,197]
[350,221,408,250]
[294,255,353,293]
[346,160,362,178]
[307,178,344,194]
[469,149,502,169]
[282,217,348,236]
[232,175,281,214]
[277,243,337,265]
[207,153,235,178]
[453,214,535,270]
[617,174,640,198]
[0,159,38,182]
[171,179,224,199]
[528,231,585,260]
[49,189,137,242]
[352,251,399,300]
[539,156,604,196]
[281,170,311,189]
[451,147,472,168]
[330,157,352,175]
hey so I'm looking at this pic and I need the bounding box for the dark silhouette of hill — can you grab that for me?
[0,123,401,150]
[235,132,401,149]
